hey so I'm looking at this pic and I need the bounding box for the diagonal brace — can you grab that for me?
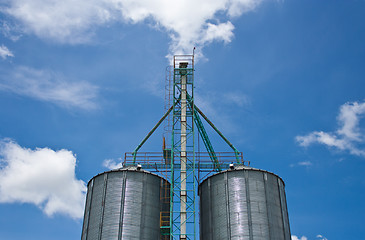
[193,104,241,163]
[193,108,221,171]
[132,99,180,163]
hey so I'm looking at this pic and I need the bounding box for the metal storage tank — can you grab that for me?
[199,165,291,240]
[81,166,170,240]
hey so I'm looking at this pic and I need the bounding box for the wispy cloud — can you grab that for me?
[1,0,263,55]
[0,44,14,59]
[0,66,99,110]
[298,161,312,166]
[290,161,313,168]
[0,139,86,219]
[194,90,251,134]
[1,21,22,41]
[1,0,110,44]
[292,236,308,240]
[296,101,365,157]
[103,158,123,170]
[223,91,251,107]
[316,235,328,240]
[291,234,328,240]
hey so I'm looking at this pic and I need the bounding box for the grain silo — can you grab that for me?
[81,166,170,240]
[81,54,291,239]
[199,165,291,240]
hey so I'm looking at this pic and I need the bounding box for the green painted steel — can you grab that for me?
[193,109,221,172]
[128,54,244,240]
[186,94,221,172]
[132,103,176,163]
[193,104,241,163]
[170,55,196,240]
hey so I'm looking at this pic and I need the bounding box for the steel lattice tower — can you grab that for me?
[128,54,245,240]
[170,55,195,239]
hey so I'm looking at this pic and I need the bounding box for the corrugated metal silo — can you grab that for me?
[199,166,291,240]
[81,166,169,240]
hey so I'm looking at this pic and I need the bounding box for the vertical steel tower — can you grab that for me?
[126,54,248,239]
[170,55,195,239]
[82,54,292,240]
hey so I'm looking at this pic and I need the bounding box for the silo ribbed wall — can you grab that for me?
[199,167,291,240]
[81,168,169,240]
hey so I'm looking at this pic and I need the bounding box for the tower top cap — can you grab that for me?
[179,62,188,68]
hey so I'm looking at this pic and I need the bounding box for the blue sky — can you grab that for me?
[0,0,365,239]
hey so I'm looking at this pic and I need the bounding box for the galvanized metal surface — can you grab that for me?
[81,168,169,240]
[199,167,291,240]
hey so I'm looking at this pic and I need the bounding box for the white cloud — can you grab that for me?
[337,101,365,141]
[1,0,113,44]
[298,161,312,166]
[223,91,251,107]
[316,235,328,240]
[290,161,313,168]
[296,101,365,157]
[296,131,347,150]
[227,0,263,17]
[0,66,99,110]
[292,236,308,240]
[103,158,123,169]
[0,139,86,219]
[0,44,14,59]
[1,0,263,55]
[1,21,22,41]
[200,22,235,44]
